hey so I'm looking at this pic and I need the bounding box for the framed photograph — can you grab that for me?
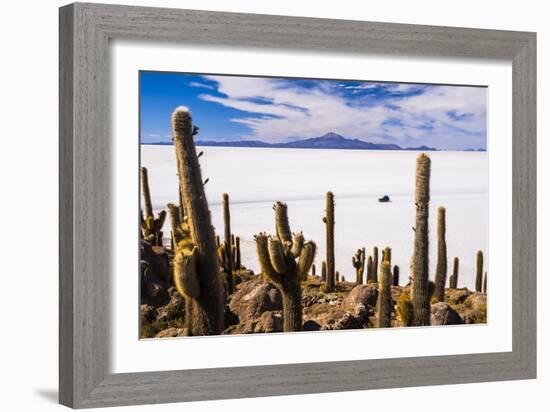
[59,2,536,408]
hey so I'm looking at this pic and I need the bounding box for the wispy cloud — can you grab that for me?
[196,75,486,149]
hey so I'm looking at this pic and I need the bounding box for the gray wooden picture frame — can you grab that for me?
[59,2,536,409]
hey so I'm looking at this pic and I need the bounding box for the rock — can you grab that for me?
[140,304,156,323]
[229,280,282,321]
[303,320,321,331]
[155,293,184,322]
[154,327,187,338]
[430,302,464,325]
[465,293,487,310]
[343,284,378,309]
[223,311,283,334]
[322,304,369,330]
[447,289,472,304]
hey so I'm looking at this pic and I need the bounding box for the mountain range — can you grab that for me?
[145,132,441,151]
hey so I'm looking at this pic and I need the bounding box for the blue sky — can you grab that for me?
[140,71,487,150]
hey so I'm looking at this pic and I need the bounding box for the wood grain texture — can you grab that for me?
[59,2,537,408]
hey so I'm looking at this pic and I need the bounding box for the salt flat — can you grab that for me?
[141,145,488,290]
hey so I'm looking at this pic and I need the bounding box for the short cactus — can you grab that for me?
[366,256,374,283]
[475,251,484,292]
[411,153,431,326]
[392,265,400,286]
[352,248,366,284]
[255,202,316,332]
[311,263,316,277]
[483,271,487,294]
[171,107,224,336]
[323,191,336,292]
[166,202,181,251]
[434,207,448,302]
[140,166,166,246]
[376,261,393,328]
[449,257,459,289]
[321,261,327,282]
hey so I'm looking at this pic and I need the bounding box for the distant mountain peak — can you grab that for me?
[145,133,439,152]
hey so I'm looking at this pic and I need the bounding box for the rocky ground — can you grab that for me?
[140,241,487,338]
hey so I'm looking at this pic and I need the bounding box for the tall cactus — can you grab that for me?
[311,263,316,277]
[376,261,393,328]
[140,166,166,246]
[411,153,431,326]
[475,251,484,292]
[383,246,391,264]
[483,271,487,294]
[220,193,234,294]
[392,265,400,286]
[352,248,366,284]
[323,191,335,292]
[255,202,316,332]
[373,247,379,282]
[171,107,224,336]
[449,257,459,289]
[434,207,448,302]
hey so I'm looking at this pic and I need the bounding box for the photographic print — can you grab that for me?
[139,72,488,338]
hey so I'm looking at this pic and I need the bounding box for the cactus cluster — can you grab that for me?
[141,106,488,338]
[255,202,316,331]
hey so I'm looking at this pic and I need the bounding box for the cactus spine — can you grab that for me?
[221,193,234,294]
[392,265,400,286]
[411,153,431,326]
[352,248,366,284]
[171,107,224,336]
[475,251,484,292]
[373,247,379,282]
[434,207,448,302]
[449,257,459,289]
[255,202,316,332]
[323,191,336,292]
[376,261,393,328]
[140,166,166,246]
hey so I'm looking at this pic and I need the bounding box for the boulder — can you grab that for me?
[223,311,283,334]
[447,289,472,304]
[322,304,369,330]
[465,293,487,310]
[229,280,282,321]
[303,320,321,331]
[430,302,464,326]
[140,304,156,323]
[155,293,184,322]
[154,327,187,338]
[343,284,378,309]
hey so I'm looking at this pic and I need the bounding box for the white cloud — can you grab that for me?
[197,76,487,149]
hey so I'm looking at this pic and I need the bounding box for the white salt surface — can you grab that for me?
[141,145,488,290]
